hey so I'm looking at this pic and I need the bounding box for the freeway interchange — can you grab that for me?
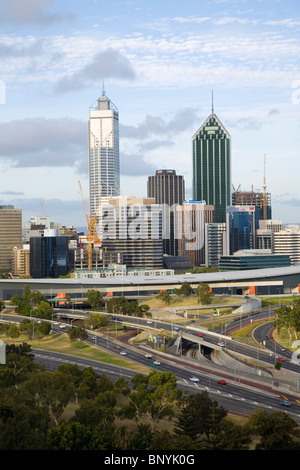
[3,307,300,423]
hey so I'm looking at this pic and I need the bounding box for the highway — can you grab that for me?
[3,308,300,423]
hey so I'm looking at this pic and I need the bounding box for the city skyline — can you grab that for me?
[0,0,299,228]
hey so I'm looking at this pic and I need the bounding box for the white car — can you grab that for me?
[91,336,97,340]
[59,324,66,329]
[120,351,127,356]
[153,360,161,365]
[190,377,200,382]
[53,321,60,325]
[145,353,152,359]
[146,320,152,324]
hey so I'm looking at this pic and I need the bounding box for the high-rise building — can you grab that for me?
[205,222,227,268]
[100,197,164,269]
[192,102,231,223]
[30,230,69,278]
[226,205,256,254]
[177,200,214,266]
[147,169,185,256]
[88,88,120,219]
[0,205,22,272]
[232,190,272,229]
[273,226,300,265]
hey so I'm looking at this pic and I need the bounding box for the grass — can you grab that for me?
[0,331,150,373]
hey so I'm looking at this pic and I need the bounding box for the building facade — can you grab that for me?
[192,112,231,223]
[100,197,164,269]
[0,205,22,273]
[147,169,185,256]
[177,200,214,266]
[273,227,300,265]
[89,89,120,219]
[226,206,256,254]
[205,222,227,268]
[30,230,69,278]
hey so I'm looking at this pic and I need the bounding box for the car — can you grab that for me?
[281,347,286,351]
[280,400,291,407]
[196,333,203,337]
[153,360,161,365]
[189,377,200,382]
[174,327,180,331]
[218,342,225,347]
[115,345,121,349]
[145,353,152,359]
[217,380,227,385]
[265,335,269,339]
[120,351,127,355]
[146,320,152,324]
[53,321,60,325]
[59,324,66,329]
[277,357,285,362]
[91,336,97,340]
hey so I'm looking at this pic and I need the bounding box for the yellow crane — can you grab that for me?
[78,180,102,270]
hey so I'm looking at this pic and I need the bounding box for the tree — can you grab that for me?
[25,370,73,426]
[68,326,88,343]
[196,283,213,305]
[156,290,172,305]
[84,312,107,330]
[34,301,53,320]
[119,371,181,432]
[86,289,104,310]
[247,409,300,450]
[175,391,227,441]
[180,281,193,297]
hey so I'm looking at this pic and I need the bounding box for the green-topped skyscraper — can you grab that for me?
[192,93,231,223]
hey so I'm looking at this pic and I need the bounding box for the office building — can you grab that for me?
[89,88,120,219]
[12,246,30,278]
[232,189,272,229]
[256,219,282,250]
[226,206,256,254]
[177,200,214,266]
[192,104,231,223]
[0,205,22,272]
[273,226,300,265]
[219,249,291,271]
[147,169,185,256]
[30,230,69,278]
[100,197,164,269]
[205,222,227,268]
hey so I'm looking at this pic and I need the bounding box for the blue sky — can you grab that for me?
[0,0,299,229]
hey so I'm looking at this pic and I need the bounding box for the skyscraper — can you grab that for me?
[147,169,185,256]
[192,98,231,223]
[0,205,22,272]
[88,88,120,219]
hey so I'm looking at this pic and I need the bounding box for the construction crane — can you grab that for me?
[78,180,102,270]
[263,154,267,220]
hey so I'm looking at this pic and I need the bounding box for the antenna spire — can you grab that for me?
[102,81,105,96]
[211,90,214,114]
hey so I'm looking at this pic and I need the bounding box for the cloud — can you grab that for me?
[121,107,199,139]
[0,0,75,26]
[0,117,86,169]
[120,153,157,176]
[54,48,136,94]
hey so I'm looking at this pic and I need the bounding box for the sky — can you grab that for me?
[0,0,299,230]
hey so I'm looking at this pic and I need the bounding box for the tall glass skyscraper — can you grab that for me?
[88,89,120,219]
[192,107,231,223]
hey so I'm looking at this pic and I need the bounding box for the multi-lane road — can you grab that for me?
[3,308,300,423]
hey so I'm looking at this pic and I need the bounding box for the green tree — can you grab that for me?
[68,325,88,343]
[196,283,213,305]
[34,301,53,320]
[156,290,172,305]
[84,312,107,329]
[86,289,104,310]
[24,370,73,426]
[247,409,300,450]
[180,281,193,297]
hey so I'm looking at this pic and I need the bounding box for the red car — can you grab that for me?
[277,357,285,362]
[196,333,203,337]
[217,380,227,385]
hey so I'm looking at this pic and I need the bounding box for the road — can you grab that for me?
[3,309,300,422]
